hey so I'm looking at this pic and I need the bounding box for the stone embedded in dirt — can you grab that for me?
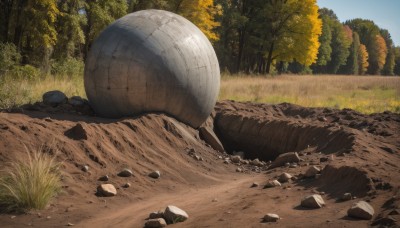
[251,182,259,188]
[278,173,293,183]
[347,201,375,220]
[305,166,320,178]
[65,123,88,140]
[270,152,300,169]
[164,205,189,224]
[264,180,281,188]
[250,158,263,166]
[149,211,164,219]
[342,193,352,201]
[67,222,74,226]
[231,155,241,163]
[43,90,67,107]
[144,218,167,228]
[97,184,117,197]
[242,160,249,165]
[236,167,243,172]
[233,151,245,158]
[199,126,225,152]
[320,157,329,162]
[98,175,109,181]
[388,209,400,215]
[149,170,161,179]
[123,183,131,188]
[301,194,325,208]
[82,165,89,172]
[263,213,280,222]
[118,168,133,177]
[68,96,86,106]
[194,155,204,161]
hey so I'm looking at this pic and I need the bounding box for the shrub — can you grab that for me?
[10,65,40,80]
[0,147,62,212]
[0,43,21,74]
[51,57,84,79]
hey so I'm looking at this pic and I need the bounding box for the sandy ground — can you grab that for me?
[0,100,399,227]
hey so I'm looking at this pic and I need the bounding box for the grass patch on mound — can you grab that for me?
[0,147,62,212]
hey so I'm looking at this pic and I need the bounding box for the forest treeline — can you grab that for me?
[1,0,400,78]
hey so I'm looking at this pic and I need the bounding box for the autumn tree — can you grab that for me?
[341,31,360,75]
[358,44,369,75]
[381,29,395,75]
[369,35,387,74]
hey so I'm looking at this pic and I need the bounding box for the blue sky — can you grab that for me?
[317,0,400,46]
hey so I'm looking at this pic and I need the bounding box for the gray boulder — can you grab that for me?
[301,194,325,208]
[270,152,300,168]
[68,96,86,106]
[347,201,374,220]
[164,205,189,224]
[149,171,161,179]
[43,90,67,106]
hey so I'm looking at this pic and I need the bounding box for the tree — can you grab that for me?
[358,44,369,75]
[381,29,395,75]
[394,46,400,76]
[369,35,387,74]
[341,31,360,75]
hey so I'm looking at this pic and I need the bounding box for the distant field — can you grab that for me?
[219,74,400,114]
[0,74,399,114]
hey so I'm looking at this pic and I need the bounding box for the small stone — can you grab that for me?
[149,211,164,219]
[342,193,352,201]
[82,165,89,172]
[347,201,374,220]
[250,158,263,167]
[118,168,133,177]
[301,194,325,208]
[278,173,292,183]
[263,213,280,222]
[320,157,329,162]
[11,216,16,219]
[218,156,223,159]
[305,166,320,178]
[236,167,243,172]
[194,155,202,161]
[149,171,161,179]
[264,180,281,188]
[68,96,86,106]
[144,218,167,228]
[231,155,241,163]
[164,205,189,224]
[285,162,290,167]
[242,160,249,165]
[123,183,131,188]
[251,182,259,188]
[223,160,229,164]
[212,198,218,202]
[98,175,109,181]
[43,90,67,107]
[289,164,298,168]
[67,223,74,226]
[388,209,400,215]
[97,184,117,197]
[46,216,51,219]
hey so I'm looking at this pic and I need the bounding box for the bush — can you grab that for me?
[9,65,40,80]
[0,147,62,212]
[51,57,84,79]
[0,43,21,74]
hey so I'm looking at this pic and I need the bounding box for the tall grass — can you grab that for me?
[219,74,400,113]
[0,147,62,212]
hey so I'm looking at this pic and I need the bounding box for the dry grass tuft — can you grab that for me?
[0,146,62,212]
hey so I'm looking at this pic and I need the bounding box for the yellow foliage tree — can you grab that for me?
[374,34,388,73]
[174,0,221,41]
[358,44,369,75]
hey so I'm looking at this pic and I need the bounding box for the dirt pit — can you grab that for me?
[0,100,399,227]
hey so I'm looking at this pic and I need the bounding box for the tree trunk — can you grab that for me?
[266,41,275,74]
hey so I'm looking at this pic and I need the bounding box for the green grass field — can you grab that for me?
[0,74,399,113]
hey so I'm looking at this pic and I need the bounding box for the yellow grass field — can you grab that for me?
[1,74,399,113]
[219,74,400,113]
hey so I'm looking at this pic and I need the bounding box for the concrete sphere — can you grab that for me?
[84,10,220,128]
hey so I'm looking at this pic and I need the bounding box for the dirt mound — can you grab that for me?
[0,100,399,227]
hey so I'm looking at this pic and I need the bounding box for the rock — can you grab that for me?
[223,160,229,164]
[264,180,281,188]
[164,205,189,224]
[123,183,131,188]
[305,166,320,178]
[233,151,245,158]
[320,157,329,162]
[250,158,263,166]
[194,155,203,161]
[149,211,164,219]
[199,126,225,152]
[342,193,352,201]
[67,223,74,226]
[242,160,249,165]
[236,167,243,172]
[97,184,117,197]
[231,155,241,163]
[82,165,89,172]
[301,194,325,208]
[263,213,280,222]
[43,90,67,107]
[347,201,374,220]
[144,218,167,228]
[149,171,161,179]
[118,168,133,177]
[270,152,300,169]
[98,175,109,181]
[68,96,86,106]
[289,163,298,168]
[278,173,292,183]
[65,123,88,140]
[251,182,259,188]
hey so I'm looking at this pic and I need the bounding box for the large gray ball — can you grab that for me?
[84,10,220,128]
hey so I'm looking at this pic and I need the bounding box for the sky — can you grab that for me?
[317,0,400,46]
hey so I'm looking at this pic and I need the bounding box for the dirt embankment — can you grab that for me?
[0,100,399,227]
